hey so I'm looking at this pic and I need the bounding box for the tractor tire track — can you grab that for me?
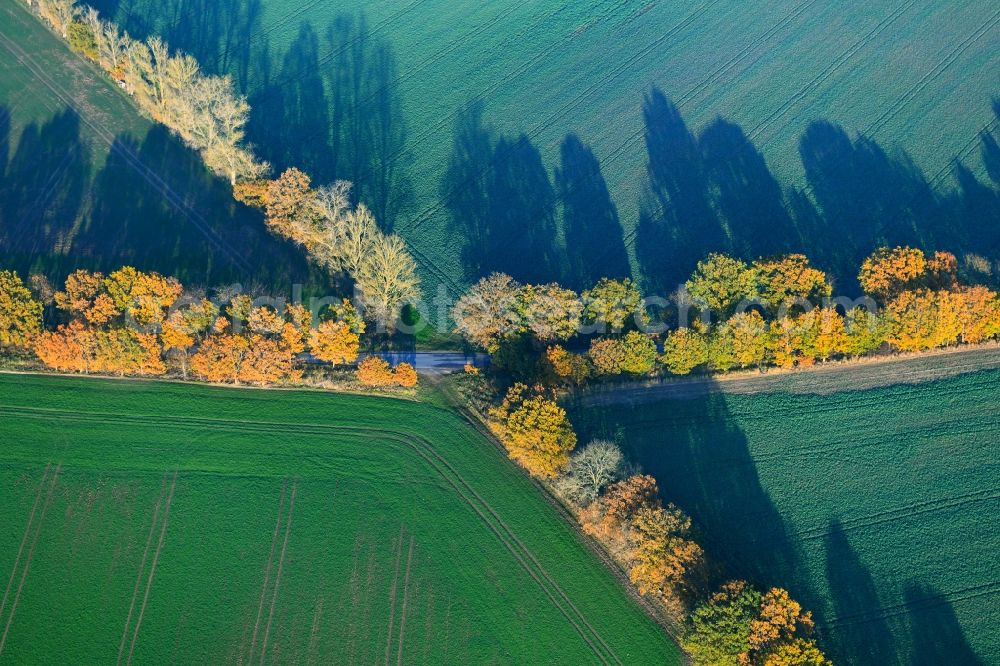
[258,481,297,666]
[395,535,415,666]
[0,464,51,627]
[866,6,1000,140]
[247,480,288,665]
[117,474,168,666]
[382,526,406,666]
[0,405,636,664]
[0,464,61,658]
[825,579,1000,629]
[125,470,178,666]
[747,0,918,144]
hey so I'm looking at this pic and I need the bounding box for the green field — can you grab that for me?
[0,1,320,290]
[0,373,681,664]
[570,368,1000,665]
[85,0,1000,293]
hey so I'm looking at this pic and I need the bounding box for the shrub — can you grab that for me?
[356,356,395,386]
[393,362,418,387]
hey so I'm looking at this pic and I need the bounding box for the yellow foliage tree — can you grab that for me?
[488,383,576,478]
[0,270,43,351]
[309,320,360,366]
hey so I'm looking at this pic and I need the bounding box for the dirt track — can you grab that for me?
[577,343,1000,407]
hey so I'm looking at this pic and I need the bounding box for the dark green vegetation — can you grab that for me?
[0,2,318,290]
[0,373,680,664]
[571,368,1000,665]
[86,0,1000,295]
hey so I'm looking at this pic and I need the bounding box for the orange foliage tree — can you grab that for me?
[355,356,395,386]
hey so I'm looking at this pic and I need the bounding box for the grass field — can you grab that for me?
[0,1,320,290]
[0,373,681,664]
[570,368,1000,665]
[86,0,1000,293]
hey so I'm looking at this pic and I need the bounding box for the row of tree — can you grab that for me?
[483,390,829,664]
[30,0,265,186]
[23,0,423,327]
[456,247,1000,386]
[0,266,417,387]
[237,169,421,327]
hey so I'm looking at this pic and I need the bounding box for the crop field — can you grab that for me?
[0,1,318,290]
[0,373,680,664]
[570,368,1000,665]
[89,0,1000,293]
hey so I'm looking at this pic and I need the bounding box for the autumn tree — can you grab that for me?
[393,362,418,387]
[518,283,581,342]
[356,356,395,386]
[356,234,421,329]
[580,474,659,553]
[708,320,738,372]
[620,331,658,375]
[543,345,592,386]
[858,246,927,300]
[582,278,647,333]
[730,310,769,368]
[309,320,361,366]
[265,168,316,241]
[589,337,626,375]
[885,289,941,351]
[753,254,831,312]
[748,588,816,659]
[844,306,887,357]
[453,273,524,351]
[190,333,249,383]
[488,383,576,478]
[661,327,709,375]
[683,580,762,666]
[763,640,831,666]
[955,286,1000,343]
[686,254,758,318]
[0,271,43,351]
[627,504,703,600]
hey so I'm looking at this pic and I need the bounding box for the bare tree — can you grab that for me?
[356,234,420,330]
[562,440,624,504]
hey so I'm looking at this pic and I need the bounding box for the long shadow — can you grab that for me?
[904,583,984,666]
[568,385,809,604]
[636,90,726,293]
[81,124,317,288]
[0,109,90,274]
[89,0,264,88]
[557,134,630,290]
[249,23,334,184]
[637,88,1000,294]
[823,520,901,665]
[442,103,564,284]
[699,117,798,258]
[0,104,319,291]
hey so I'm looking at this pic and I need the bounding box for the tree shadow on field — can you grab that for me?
[81,124,316,288]
[637,87,1000,294]
[635,90,726,294]
[441,101,565,284]
[556,134,630,291]
[247,14,412,230]
[567,384,812,608]
[904,583,984,666]
[0,109,90,275]
[822,520,901,665]
[89,0,265,90]
[249,23,334,184]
